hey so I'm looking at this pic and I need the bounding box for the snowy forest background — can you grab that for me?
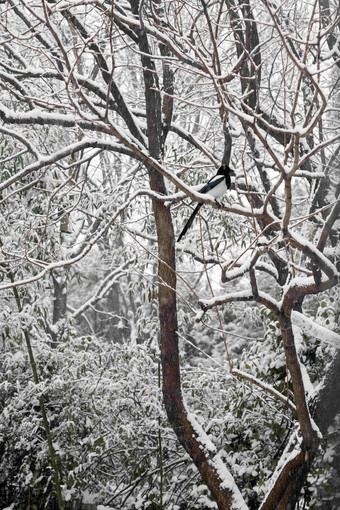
[0,0,339,509]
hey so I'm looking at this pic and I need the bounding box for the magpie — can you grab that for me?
[177,164,234,242]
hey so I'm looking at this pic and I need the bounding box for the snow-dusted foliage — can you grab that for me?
[1,312,338,509]
[0,0,339,509]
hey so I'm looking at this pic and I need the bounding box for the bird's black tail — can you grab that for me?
[177,203,203,242]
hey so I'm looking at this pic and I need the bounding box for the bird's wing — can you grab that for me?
[199,175,225,194]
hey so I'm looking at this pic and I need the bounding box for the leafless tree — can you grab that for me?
[0,0,339,508]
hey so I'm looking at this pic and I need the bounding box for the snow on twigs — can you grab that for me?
[292,311,340,349]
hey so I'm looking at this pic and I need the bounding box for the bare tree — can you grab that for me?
[0,0,339,508]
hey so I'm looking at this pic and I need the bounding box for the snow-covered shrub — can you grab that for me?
[0,294,338,509]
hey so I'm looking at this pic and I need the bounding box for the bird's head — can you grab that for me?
[217,164,235,176]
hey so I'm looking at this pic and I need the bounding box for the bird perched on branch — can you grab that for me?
[177,164,235,243]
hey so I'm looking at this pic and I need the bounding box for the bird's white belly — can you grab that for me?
[206,180,228,198]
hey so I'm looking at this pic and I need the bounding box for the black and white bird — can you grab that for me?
[177,164,235,242]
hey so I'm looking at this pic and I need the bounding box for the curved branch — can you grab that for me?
[233,368,296,413]
[317,198,340,252]
[287,229,338,281]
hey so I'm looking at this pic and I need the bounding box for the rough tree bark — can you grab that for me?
[131,1,238,506]
[0,1,339,509]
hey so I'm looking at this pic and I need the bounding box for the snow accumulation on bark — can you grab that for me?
[186,410,249,510]
[292,310,340,349]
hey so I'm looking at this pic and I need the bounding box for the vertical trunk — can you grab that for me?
[51,269,67,346]
[10,277,64,510]
[131,2,238,506]
[262,311,320,509]
[151,172,235,510]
